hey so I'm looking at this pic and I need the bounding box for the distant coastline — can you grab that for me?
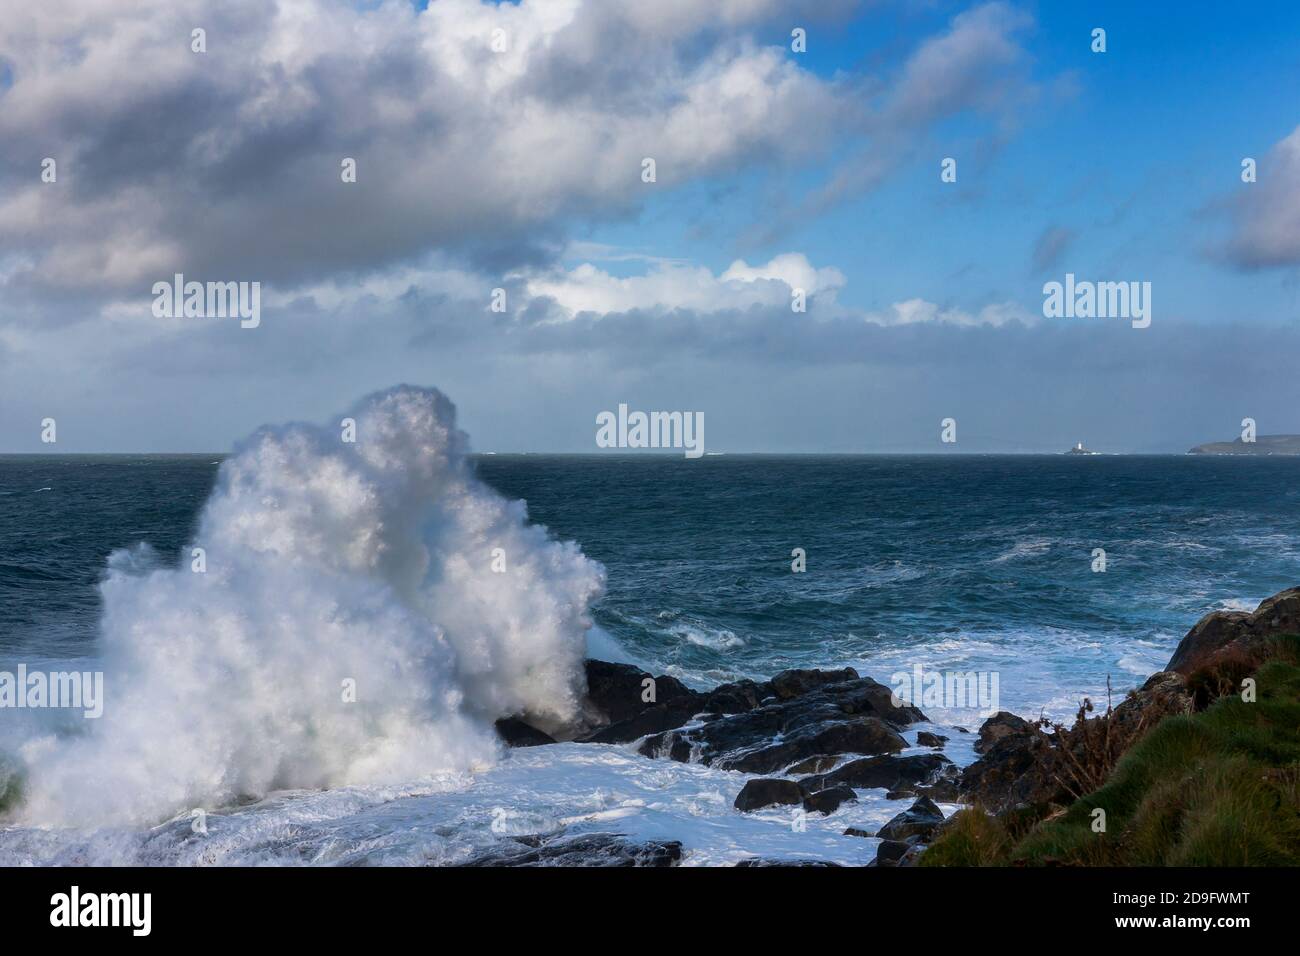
[1189,435,1300,455]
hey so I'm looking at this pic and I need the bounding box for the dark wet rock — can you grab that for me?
[871,838,917,867]
[974,712,1033,754]
[734,777,804,812]
[637,673,925,770]
[877,796,945,842]
[916,731,947,748]
[639,732,694,762]
[802,785,858,816]
[1110,671,1192,735]
[957,723,1063,814]
[581,660,699,732]
[735,859,843,867]
[769,667,861,700]
[463,832,682,867]
[580,696,704,744]
[897,843,927,867]
[886,768,959,802]
[843,827,873,839]
[723,717,905,775]
[1166,588,1300,676]
[631,731,685,761]
[959,672,1193,815]
[800,752,953,794]
[494,717,557,748]
[574,658,775,744]
[785,755,839,775]
[580,662,924,760]
[915,769,961,802]
[702,679,770,714]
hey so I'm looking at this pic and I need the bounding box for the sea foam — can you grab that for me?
[12,386,604,826]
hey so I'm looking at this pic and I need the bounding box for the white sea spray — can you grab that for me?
[12,386,605,826]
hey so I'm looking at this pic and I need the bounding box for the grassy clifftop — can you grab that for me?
[924,637,1300,866]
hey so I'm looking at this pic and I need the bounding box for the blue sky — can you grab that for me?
[1,0,1299,453]
[584,0,1300,323]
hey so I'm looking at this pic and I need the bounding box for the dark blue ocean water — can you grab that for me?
[0,456,219,658]
[4,453,1298,712]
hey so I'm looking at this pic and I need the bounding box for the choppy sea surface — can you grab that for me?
[1,453,1298,865]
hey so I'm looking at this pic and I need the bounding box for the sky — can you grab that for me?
[1,0,1299,453]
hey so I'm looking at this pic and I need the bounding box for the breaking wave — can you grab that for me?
[10,386,604,826]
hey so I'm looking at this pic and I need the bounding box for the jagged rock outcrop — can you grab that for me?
[1109,670,1193,733]
[505,661,930,765]
[802,784,858,816]
[494,717,557,748]
[876,795,945,842]
[786,755,840,775]
[734,777,803,812]
[1166,588,1300,676]
[974,712,1033,754]
[871,839,917,866]
[577,664,869,745]
[501,659,948,847]
[866,797,948,869]
[799,752,954,795]
[637,670,924,771]
[577,660,702,742]
[957,725,1061,814]
[463,832,683,866]
[734,859,843,867]
[957,672,1193,814]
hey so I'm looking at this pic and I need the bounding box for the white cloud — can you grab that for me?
[884,1,1032,124]
[0,0,845,299]
[1220,124,1300,269]
[783,1,1037,229]
[0,0,1043,312]
[872,297,1033,327]
[525,252,844,315]
[720,253,845,295]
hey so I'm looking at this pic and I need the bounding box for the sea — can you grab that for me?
[1,442,1298,865]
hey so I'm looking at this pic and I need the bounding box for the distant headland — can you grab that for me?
[1188,435,1300,455]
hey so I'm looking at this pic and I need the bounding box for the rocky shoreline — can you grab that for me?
[496,660,954,865]
[489,586,1300,866]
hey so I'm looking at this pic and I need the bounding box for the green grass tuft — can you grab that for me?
[917,808,1011,866]
[925,643,1300,867]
